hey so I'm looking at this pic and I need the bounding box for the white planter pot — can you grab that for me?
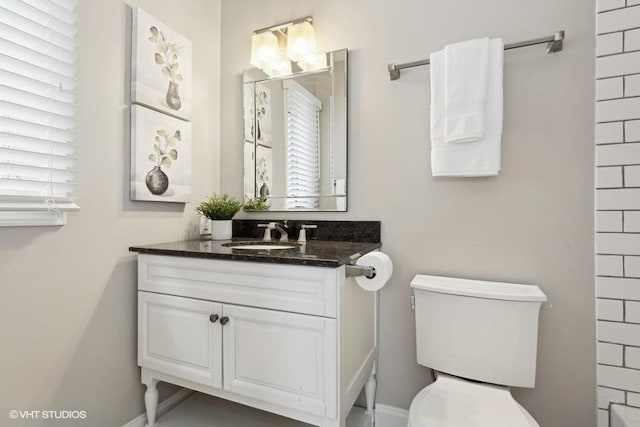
[211,220,232,240]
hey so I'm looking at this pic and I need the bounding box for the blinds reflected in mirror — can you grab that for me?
[0,0,78,225]
[284,80,320,210]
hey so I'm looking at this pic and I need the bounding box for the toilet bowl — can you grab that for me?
[407,373,538,427]
[409,275,547,427]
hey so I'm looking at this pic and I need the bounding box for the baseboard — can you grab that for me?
[374,404,408,427]
[122,388,195,427]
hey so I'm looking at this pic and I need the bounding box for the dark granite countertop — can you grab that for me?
[129,238,382,267]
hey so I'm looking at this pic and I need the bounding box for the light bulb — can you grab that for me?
[286,21,317,62]
[297,53,327,72]
[250,31,279,69]
[265,60,292,78]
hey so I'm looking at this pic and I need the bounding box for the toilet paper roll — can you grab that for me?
[355,252,393,291]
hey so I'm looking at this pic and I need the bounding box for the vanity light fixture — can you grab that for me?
[249,16,327,77]
[264,60,292,78]
[297,53,328,72]
[249,30,279,70]
[286,20,317,62]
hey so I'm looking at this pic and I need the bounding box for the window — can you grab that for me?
[0,0,78,226]
[284,80,321,210]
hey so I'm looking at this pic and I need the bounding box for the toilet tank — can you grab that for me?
[410,275,547,388]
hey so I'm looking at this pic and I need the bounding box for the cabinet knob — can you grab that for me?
[209,314,219,323]
[219,316,230,325]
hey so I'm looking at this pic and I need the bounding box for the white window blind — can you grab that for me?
[284,80,321,210]
[0,0,78,226]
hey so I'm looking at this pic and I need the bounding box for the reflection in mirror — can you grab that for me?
[243,49,347,212]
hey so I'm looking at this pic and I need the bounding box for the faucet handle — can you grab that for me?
[257,223,274,241]
[298,224,318,243]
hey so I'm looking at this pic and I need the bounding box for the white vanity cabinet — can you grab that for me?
[222,304,337,417]
[136,253,377,427]
[139,292,223,388]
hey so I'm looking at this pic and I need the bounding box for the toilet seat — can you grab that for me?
[408,373,539,427]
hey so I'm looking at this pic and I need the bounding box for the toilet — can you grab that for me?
[408,275,547,427]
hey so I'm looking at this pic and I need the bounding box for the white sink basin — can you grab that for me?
[225,243,297,250]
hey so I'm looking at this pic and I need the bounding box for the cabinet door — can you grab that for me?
[138,292,222,388]
[222,304,337,418]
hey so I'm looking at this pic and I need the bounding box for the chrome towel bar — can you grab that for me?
[388,30,565,81]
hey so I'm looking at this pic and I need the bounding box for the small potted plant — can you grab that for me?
[243,196,270,212]
[196,194,242,240]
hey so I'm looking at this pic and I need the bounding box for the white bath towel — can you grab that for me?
[431,39,504,177]
[445,38,490,144]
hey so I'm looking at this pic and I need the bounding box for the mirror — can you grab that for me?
[243,49,347,211]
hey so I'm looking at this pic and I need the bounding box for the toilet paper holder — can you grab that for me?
[345,264,377,279]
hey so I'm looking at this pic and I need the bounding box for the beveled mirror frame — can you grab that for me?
[242,49,348,212]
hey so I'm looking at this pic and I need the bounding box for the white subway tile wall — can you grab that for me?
[627,347,640,368]
[597,255,624,276]
[627,120,640,141]
[596,51,640,78]
[596,143,640,166]
[598,188,640,210]
[597,277,640,300]
[625,28,640,51]
[628,392,640,407]
[598,409,609,427]
[624,211,640,232]
[596,3,640,424]
[597,365,640,393]
[597,166,623,188]
[598,0,626,12]
[597,211,624,232]
[624,256,640,277]
[597,33,624,56]
[597,6,640,34]
[626,75,640,97]
[597,233,640,255]
[598,342,624,365]
[597,122,625,144]
[596,97,640,122]
[598,321,640,346]
[598,386,626,409]
[625,165,640,187]
[626,300,640,322]
[597,299,625,321]
[597,77,625,100]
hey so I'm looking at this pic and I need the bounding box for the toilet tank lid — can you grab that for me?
[411,275,547,302]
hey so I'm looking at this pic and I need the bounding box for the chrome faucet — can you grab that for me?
[257,221,289,242]
[273,222,289,242]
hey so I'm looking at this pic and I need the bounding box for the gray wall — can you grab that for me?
[0,0,220,426]
[220,1,596,426]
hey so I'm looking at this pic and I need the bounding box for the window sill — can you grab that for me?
[0,211,67,227]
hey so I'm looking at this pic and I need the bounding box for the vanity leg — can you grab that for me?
[144,379,159,427]
[365,373,377,413]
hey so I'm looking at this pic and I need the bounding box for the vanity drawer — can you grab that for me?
[138,254,339,318]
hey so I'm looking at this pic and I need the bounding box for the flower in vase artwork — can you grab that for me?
[132,7,192,120]
[149,25,183,111]
[145,128,181,195]
[255,84,272,147]
[131,105,192,203]
[256,145,272,198]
